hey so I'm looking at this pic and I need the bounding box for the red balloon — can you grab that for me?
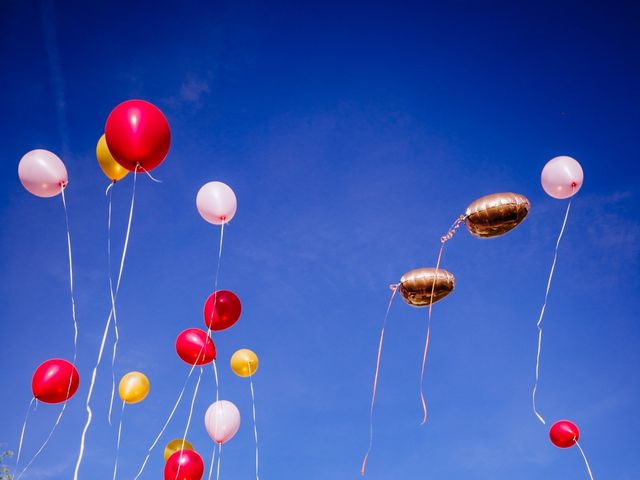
[176,328,216,366]
[203,290,242,331]
[32,359,80,404]
[164,449,204,480]
[549,420,580,448]
[104,99,171,172]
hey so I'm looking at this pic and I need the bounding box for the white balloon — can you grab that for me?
[196,181,237,225]
[541,156,584,199]
[204,400,241,444]
[18,149,68,198]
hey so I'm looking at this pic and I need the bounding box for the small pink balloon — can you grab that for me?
[196,181,237,225]
[204,400,241,444]
[18,149,68,198]
[541,156,584,199]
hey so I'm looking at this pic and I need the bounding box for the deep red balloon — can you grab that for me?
[32,359,80,404]
[549,420,580,448]
[164,449,204,480]
[176,328,216,365]
[203,290,242,331]
[104,99,171,172]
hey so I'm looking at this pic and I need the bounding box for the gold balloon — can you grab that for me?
[96,134,128,181]
[230,349,259,377]
[163,438,194,462]
[399,268,455,307]
[465,192,530,238]
[118,371,150,404]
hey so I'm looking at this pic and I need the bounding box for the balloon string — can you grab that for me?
[15,398,35,466]
[248,362,260,480]
[418,214,464,425]
[575,441,595,480]
[175,368,204,480]
[360,284,399,476]
[207,441,217,480]
[137,164,163,183]
[213,360,220,402]
[532,201,572,425]
[216,444,222,480]
[112,400,126,480]
[60,184,78,365]
[74,170,138,480]
[109,170,137,421]
[133,363,197,480]
[16,402,68,480]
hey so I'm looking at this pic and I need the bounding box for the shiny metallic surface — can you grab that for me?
[399,268,455,307]
[465,192,530,238]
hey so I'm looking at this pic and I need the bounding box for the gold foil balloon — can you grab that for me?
[163,438,194,462]
[230,349,259,377]
[464,192,530,238]
[399,268,455,307]
[96,134,129,182]
[118,371,150,404]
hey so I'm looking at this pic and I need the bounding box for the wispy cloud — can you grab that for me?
[164,74,211,110]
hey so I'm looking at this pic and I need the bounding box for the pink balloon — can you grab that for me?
[18,149,68,198]
[204,400,241,444]
[541,156,584,199]
[196,181,237,225]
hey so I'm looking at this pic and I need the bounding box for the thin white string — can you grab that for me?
[248,363,259,480]
[15,402,68,480]
[360,285,399,476]
[575,441,595,480]
[207,442,217,480]
[60,184,78,365]
[133,363,197,480]
[216,444,222,480]
[532,201,572,425]
[74,170,138,480]
[137,164,163,183]
[174,368,204,480]
[106,183,117,425]
[112,400,126,480]
[108,171,138,420]
[15,398,35,466]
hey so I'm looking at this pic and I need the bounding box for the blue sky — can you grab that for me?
[1,1,639,478]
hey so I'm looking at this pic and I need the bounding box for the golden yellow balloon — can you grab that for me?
[97,134,129,182]
[118,371,150,404]
[163,438,194,462]
[230,349,259,377]
[399,268,455,307]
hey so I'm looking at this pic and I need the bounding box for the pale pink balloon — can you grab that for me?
[204,400,241,444]
[18,149,68,198]
[541,156,584,199]
[196,181,237,225]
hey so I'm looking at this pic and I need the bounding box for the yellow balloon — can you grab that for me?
[230,349,259,377]
[164,438,194,462]
[96,134,128,181]
[118,371,150,404]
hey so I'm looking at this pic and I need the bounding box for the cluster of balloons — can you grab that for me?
[364,155,593,477]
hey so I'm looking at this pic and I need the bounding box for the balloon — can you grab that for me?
[164,438,194,463]
[104,99,171,172]
[118,371,150,404]
[399,268,455,307]
[96,134,129,181]
[32,359,79,404]
[230,349,259,377]
[196,181,237,225]
[204,400,241,445]
[541,156,584,199]
[550,420,580,448]
[203,290,242,331]
[176,328,216,366]
[164,449,204,480]
[18,149,68,198]
[465,192,530,238]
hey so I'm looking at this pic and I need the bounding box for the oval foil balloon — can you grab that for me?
[399,268,455,307]
[464,192,530,238]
